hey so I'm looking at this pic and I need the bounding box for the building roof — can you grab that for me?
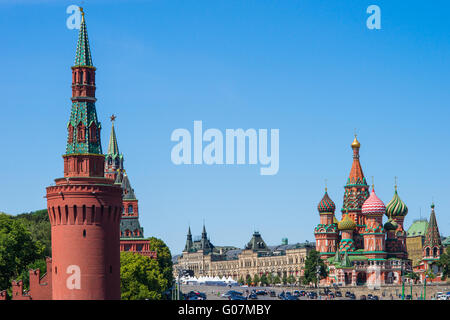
[74,9,93,67]
[424,203,442,248]
[407,219,428,237]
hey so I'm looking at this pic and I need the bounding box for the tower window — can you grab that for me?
[128,205,133,213]
[83,229,86,237]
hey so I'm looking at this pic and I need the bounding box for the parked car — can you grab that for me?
[269,291,276,297]
[345,291,352,298]
[372,295,379,300]
[360,295,366,300]
[221,290,242,298]
[229,295,247,300]
[349,293,356,300]
[256,290,267,295]
[284,294,298,300]
[335,291,342,297]
[248,293,258,299]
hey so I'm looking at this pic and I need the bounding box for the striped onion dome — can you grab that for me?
[317,191,336,213]
[338,214,356,231]
[386,188,408,217]
[362,188,386,216]
[384,218,398,231]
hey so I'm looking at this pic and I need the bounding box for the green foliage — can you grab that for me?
[253,274,260,285]
[436,251,450,280]
[147,237,173,286]
[302,249,328,287]
[287,274,296,284]
[0,213,45,291]
[17,259,48,290]
[272,275,281,284]
[282,274,287,285]
[120,237,173,300]
[238,276,244,285]
[259,274,268,286]
[266,273,273,284]
[12,209,51,257]
[245,274,252,285]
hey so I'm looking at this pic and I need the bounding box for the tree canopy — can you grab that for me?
[302,249,328,287]
[0,213,46,291]
[120,237,173,300]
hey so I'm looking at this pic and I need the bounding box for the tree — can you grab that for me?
[272,275,281,285]
[17,259,47,290]
[287,274,296,285]
[260,274,268,286]
[14,210,51,257]
[147,237,173,287]
[282,274,287,285]
[120,237,173,300]
[404,271,420,284]
[302,249,328,287]
[0,213,45,291]
[238,276,244,285]
[121,252,168,300]
[436,251,450,280]
[253,274,260,286]
[267,273,273,285]
[245,274,252,285]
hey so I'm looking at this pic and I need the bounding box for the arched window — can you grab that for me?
[89,123,97,143]
[426,247,431,257]
[86,71,90,84]
[79,70,84,84]
[128,205,133,213]
[77,122,85,142]
[433,247,438,257]
[68,124,74,143]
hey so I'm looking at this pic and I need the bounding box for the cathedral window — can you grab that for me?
[128,204,133,213]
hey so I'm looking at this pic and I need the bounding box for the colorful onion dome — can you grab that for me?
[384,218,398,231]
[317,191,336,213]
[351,135,361,148]
[338,214,356,231]
[362,188,386,215]
[386,188,408,217]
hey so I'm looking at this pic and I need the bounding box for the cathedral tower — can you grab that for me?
[361,186,386,260]
[342,135,369,249]
[46,9,123,300]
[314,189,339,257]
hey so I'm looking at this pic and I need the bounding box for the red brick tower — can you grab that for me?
[46,8,123,300]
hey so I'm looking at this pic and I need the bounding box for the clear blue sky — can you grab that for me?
[1,0,449,255]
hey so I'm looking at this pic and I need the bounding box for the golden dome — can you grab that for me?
[351,135,360,148]
[338,214,356,231]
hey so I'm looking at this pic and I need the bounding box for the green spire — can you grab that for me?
[341,251,351,268]
[107,115,120,157]
[74,8,93,67]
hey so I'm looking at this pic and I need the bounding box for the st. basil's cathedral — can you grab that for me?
[314,136,444,287]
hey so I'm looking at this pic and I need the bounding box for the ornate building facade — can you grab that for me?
[174,226,314,281]
[315,136,412,288]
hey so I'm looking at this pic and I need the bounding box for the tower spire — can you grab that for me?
[108,114,120,156]
[74,7,93,67]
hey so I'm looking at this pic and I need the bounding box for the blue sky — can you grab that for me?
[0,0,449,255]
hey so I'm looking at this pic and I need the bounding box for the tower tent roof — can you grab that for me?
[424,203,442,248]
[74,8,93,67]
[107,117,120,157]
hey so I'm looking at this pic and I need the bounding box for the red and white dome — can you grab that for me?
[362,188,386,215]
